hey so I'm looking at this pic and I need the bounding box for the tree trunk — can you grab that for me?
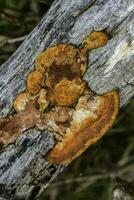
[0,0,133,199]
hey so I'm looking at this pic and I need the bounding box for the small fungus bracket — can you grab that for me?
[0,31,119,164]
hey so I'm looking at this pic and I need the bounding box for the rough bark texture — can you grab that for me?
[0,0,134,199]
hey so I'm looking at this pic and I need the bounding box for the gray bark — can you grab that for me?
[0,0,134,199]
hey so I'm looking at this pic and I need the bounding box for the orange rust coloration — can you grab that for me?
[36,44,84,106]
[13,92,30,112]
[50,79,85,106]
[82,31,109,51]
[0,103,41,144]
[0,31,119,165]
[35,45,78,73]
[79,31,109,74]
[37,88,49,112]
[45,90,119,164]
[27,70,45,95]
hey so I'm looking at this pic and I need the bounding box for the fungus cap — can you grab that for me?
[45,90,119,164]
[13,92,30,112]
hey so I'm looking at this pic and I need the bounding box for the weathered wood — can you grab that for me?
[0,0,134,199]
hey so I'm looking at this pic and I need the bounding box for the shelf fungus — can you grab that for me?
[0,31,119,164]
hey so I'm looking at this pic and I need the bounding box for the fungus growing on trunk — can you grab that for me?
[45,90,119,164]
[0,31,119,164]
[0,103,41,144]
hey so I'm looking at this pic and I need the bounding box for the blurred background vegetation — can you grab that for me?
[0,1,134,200]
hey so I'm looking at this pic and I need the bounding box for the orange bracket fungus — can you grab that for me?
[0,31,119,164]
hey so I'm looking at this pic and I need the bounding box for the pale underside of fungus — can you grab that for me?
[0,31,119,164]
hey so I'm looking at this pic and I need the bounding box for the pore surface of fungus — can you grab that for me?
[0,31,119,164]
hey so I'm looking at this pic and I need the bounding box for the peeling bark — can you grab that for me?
[0,0,134,199]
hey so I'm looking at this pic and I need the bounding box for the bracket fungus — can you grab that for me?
[0,31,119,164]
[46,90,119,164]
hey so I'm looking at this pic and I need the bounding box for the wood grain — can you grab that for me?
[0,0,133,199]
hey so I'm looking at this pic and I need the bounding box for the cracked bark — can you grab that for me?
[0,0,133,199]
